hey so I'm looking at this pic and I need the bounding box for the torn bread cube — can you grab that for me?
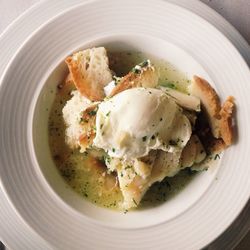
[110,60,158,97]
[189,76,221,138]
[219,96,235,146]
[65,47,113,101]
[189,76,235,147]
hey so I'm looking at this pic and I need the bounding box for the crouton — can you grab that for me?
[189,76,221,138]
[65,47,113,101]
[190,76,235,148]
[219,96,235,146]
[110,61,158,97]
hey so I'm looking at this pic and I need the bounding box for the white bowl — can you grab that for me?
[0,0,249,249]
[33,34,219,228]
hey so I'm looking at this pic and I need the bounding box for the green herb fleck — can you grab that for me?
[139,60,149,67]
[88,110,97,116]
[131,67,141,74]
[113,75,121,85]
[104,155,111,165]
[214,154,220,160]
[142,136,147,142]
[162,82,176,89]
[106,111,111,117]
[112,148,116,152]
[132,198,138,206]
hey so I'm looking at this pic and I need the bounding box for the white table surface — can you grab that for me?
[0,0,249,249]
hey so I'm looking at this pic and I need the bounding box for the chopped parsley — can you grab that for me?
[131,60,150,74]
[132,198,138,206]
[106,111,111,117]
[104,155,111,165]
[142,136,147,142]
[151,135,156,140]
[131,66,141,74]
[88,110,97,116]
[187,168,196,175]
[139,59,150,67]
[112,148,116,152]
[214,154,220,160]
[113,75,121,86]
[162,82,176,89]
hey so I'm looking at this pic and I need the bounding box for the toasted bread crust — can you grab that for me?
[193,76,221,118]
[65,73,73,85]
[207,138,226,153]
[192,76,235,148]
[110,72,135,96]
[110,66,158,97]
[219,96,235,146]
[192,76,221,138]
[65,57,104,101]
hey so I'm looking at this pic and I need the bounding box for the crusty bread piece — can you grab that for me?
[219,96,235,146]
[65,47,113,101]
[190,76,235,148]
[207,138,226,153]
[190,76,221,138]
[110,64,158,97]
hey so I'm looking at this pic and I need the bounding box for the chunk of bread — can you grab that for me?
[219,96,235,146]
[62,90,92,149]
[189,76,221,138]
[65,47,113,101]
[110,63,158,97]
[190,76,235,148]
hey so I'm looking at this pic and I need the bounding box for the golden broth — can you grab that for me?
[49,51,196,211]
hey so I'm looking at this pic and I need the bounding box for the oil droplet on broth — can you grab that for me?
[48,51,195,211]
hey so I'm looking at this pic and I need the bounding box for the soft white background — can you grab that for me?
[0,0,249,249]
